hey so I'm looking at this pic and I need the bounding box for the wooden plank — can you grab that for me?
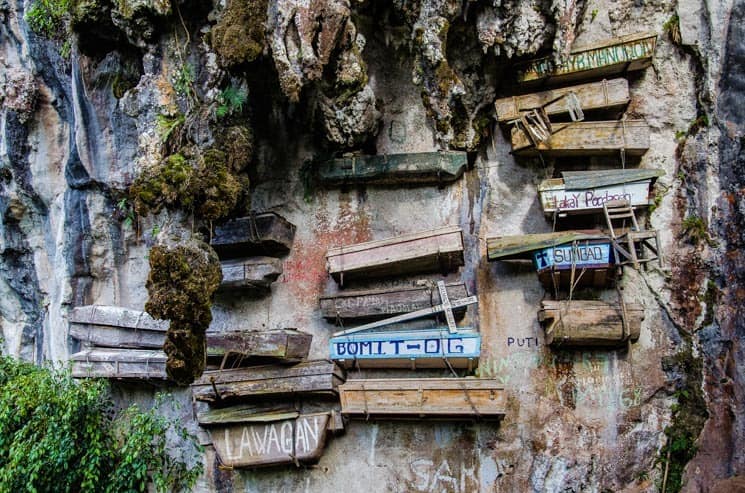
[495,78,630,122]
[209,413,331,468]
[69,305,168,348]
[539,300,643,347]
[317,151,467,185]
[537,267,615,290]
[511,120,650,156]
[192,360,345,403]
[330,328,479,369]
[339,378,506,418]
[206,329,312,362]
[532,240,614,271]
[486,230,608,261]
[326,226,464,282]
[198,403,300,426]
[71,348,167,380]
[514,32,657,86]
[211,212,296,259]
[219,257,283,292]
[320,282,469,322]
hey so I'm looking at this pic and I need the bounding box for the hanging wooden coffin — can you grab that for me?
[329,328,480,370]
[538,169,664,216]
[538,300,644,347]
[514,32,657,86]
[206,411,332,468]
[206,329,312,363]
[192,360,345,403]
[69,305,167,349]
[317,151,467,185]
[511,120,650,156]
[495,78,630,122]
[320,282,469,322]
[211,212,296,259]
[339,378,506,418]
[71,348,167,380]
[326,226,464,283]
[219,257,283,292]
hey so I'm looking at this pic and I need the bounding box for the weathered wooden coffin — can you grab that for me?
[339,378,506,418]
[69,305,167,349]
[326,226,464,283]
[495,78,630,122]
[71,348,167,380]
[320,282,469,322]
[219,257,283,292]
[207,412,332,468]
[487,231,617,288]
[539,300,644,347]
[515,32,657,86]
[211,212,296,259]
[511,120,650,156]
[330,328,480,370]
[192,360,345,403]
[317,151,467,185]
[206,329,312,362]
[538,168,664,216]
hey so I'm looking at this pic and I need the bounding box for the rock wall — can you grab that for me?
[0,0,743,491]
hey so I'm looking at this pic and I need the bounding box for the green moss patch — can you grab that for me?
[210,0,268,66]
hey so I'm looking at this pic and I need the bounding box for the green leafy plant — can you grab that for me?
[172,63,195,98]
[590,8,599,21]
[24,0,71,38]
[216,85,248,119]
[116,197,136,229]
[681,215,716,246]
[0,355,202,492]
[156,113,186,144]
[664,14,681,44]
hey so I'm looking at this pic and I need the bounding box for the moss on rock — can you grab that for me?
[210,0,268,66]
[146,238,222,384]
[193,149,242,221]
[216,125,253,173]
[130,151,194,216]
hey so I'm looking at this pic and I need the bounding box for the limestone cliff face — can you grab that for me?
[0,0,743,491]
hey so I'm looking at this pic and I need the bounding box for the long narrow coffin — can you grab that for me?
[330,328,480,370]
[192,360,345,403]
[219,257,283,292]
[515,32,657,86]
[538,169,664,216]
[320,282,469,322]
[211,212,296,259]
[339,378,506,418]
[326,226,464,283]
[495,78,630,122]
[206,329,312,362]
[69,305,167,349]
[487,231,617,288]
[205,412,332,468]
[511,120,650,156]
[71,348,167,380]
[539,300,644,347]
[317,151,467,186]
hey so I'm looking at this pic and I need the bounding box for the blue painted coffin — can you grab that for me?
[329,328,480,369]
[532,241,614,272]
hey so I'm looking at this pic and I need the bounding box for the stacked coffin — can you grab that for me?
[488,32,662,348]
[210,211,296,294]
[191,333,346,468]
[321,228,505,419]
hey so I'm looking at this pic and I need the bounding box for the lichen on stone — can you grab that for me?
[145,237,222,384]
[210,0,268,67]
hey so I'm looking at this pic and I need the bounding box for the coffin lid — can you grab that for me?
[487,230,609,260]
[552,168,665,190]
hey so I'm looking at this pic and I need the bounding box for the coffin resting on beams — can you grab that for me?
[317,151,467,186]
[495,78,630,122]
[211,212,296,259]
[339,378,506,419]
[513,32,657,86]
[510,120,650,157]
[218,257,283,292]
[319,282,469,322]
[191,360,345,403]
[326,226,464,284]
[538,300,644,347]
[537,168,665,216]
[71,348,167,380]
[487,231,619,289]
[201,409,337,468]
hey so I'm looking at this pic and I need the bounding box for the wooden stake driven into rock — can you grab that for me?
[332,281,477,337]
